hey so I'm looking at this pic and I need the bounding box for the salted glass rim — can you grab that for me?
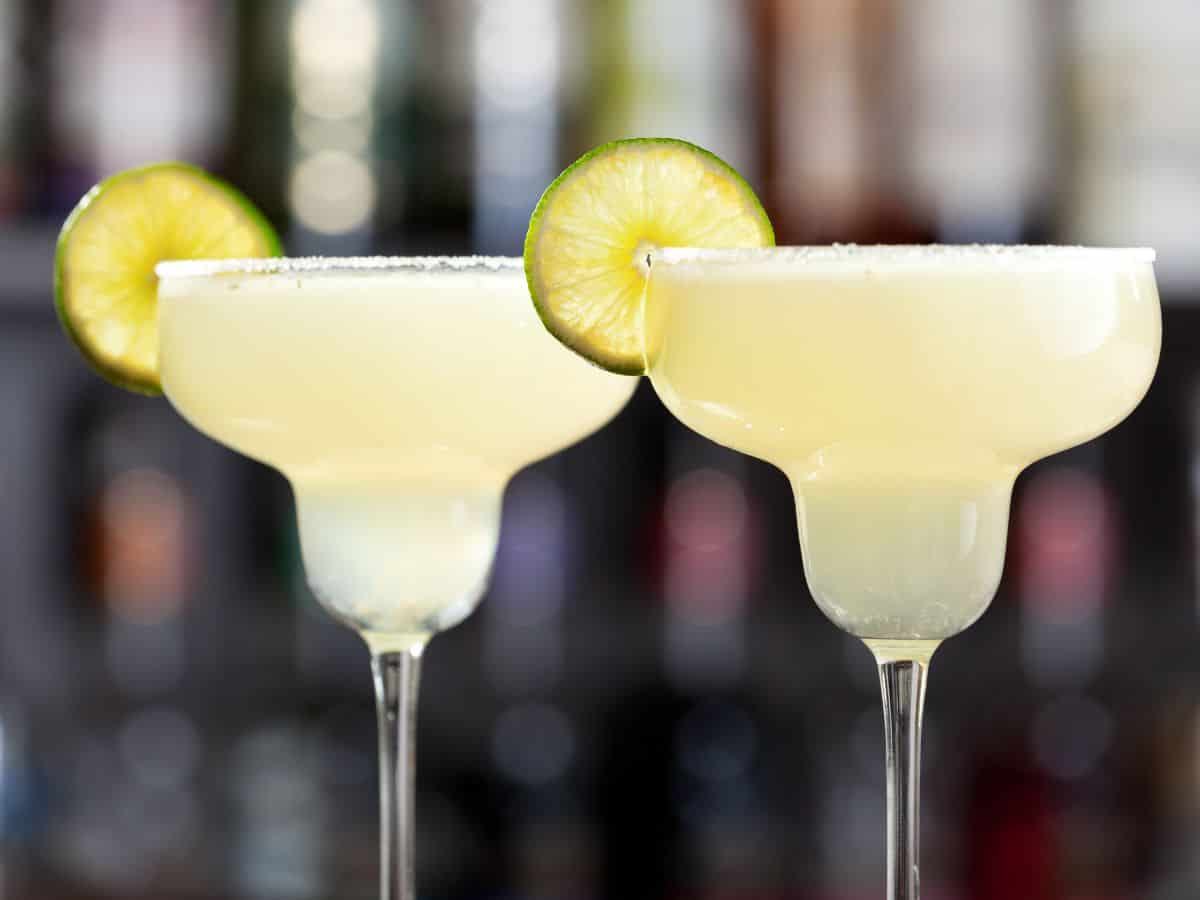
[652,244,1156,270]
[155,255,523,280]
[155,245,1158,281]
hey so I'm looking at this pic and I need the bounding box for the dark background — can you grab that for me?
[1,0,1199,898]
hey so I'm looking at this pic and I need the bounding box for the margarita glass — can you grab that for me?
[643,245,1160,900]
[155,256,637,900]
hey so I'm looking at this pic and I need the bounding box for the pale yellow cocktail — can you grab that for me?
[645,245,1160,654]
[157,257,637,650]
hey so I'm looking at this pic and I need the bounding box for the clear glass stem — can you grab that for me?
[372,646,424,900]
[876,654,930,900]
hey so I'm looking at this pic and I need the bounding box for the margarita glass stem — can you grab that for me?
[372,646,424,900]
[876,651,930,900]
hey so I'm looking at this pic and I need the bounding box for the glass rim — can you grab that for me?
[155,255,523,280]
[652,244,1157,270]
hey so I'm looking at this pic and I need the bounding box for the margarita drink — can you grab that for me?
[156,257,636,900]
[646,245,1160,653]
[157,257,636,649]
[645,245,1160,899]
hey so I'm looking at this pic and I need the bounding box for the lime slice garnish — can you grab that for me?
[54,162,281,394]
[524,138,774,374]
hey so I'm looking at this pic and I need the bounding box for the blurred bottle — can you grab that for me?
[965,744,1058,900]
[1014,458,1117,692]
[751,0,927,244]
[231,0,427,253]
[1139,376,1200,892]
[491,700,597,900]
[1142,697,1200,900]
[586,0,755,177]
[658,460,756,694]
[228,725,329,900]
[228,0,291,225]
[0,699,47,896]
[483,467,601,898]
[286,0,392,252]
[484,469,571,696]
[595,441,788,900]
[1187,381,1200,617]
[472,0,576,253]
[79,405,194,675]
[40,400,213,895]
[376,0,447,247]
[49,0,231,211]
[0,0,39,221]
[1008,453,1140,899]
[898,0,1052,242]
[1062,0,1200,293]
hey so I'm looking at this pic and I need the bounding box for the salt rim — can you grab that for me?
[653,244,1156,269]
[156,255,522,280]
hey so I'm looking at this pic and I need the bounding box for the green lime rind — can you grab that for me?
[524,137,774,375]
[54,161,281,395]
